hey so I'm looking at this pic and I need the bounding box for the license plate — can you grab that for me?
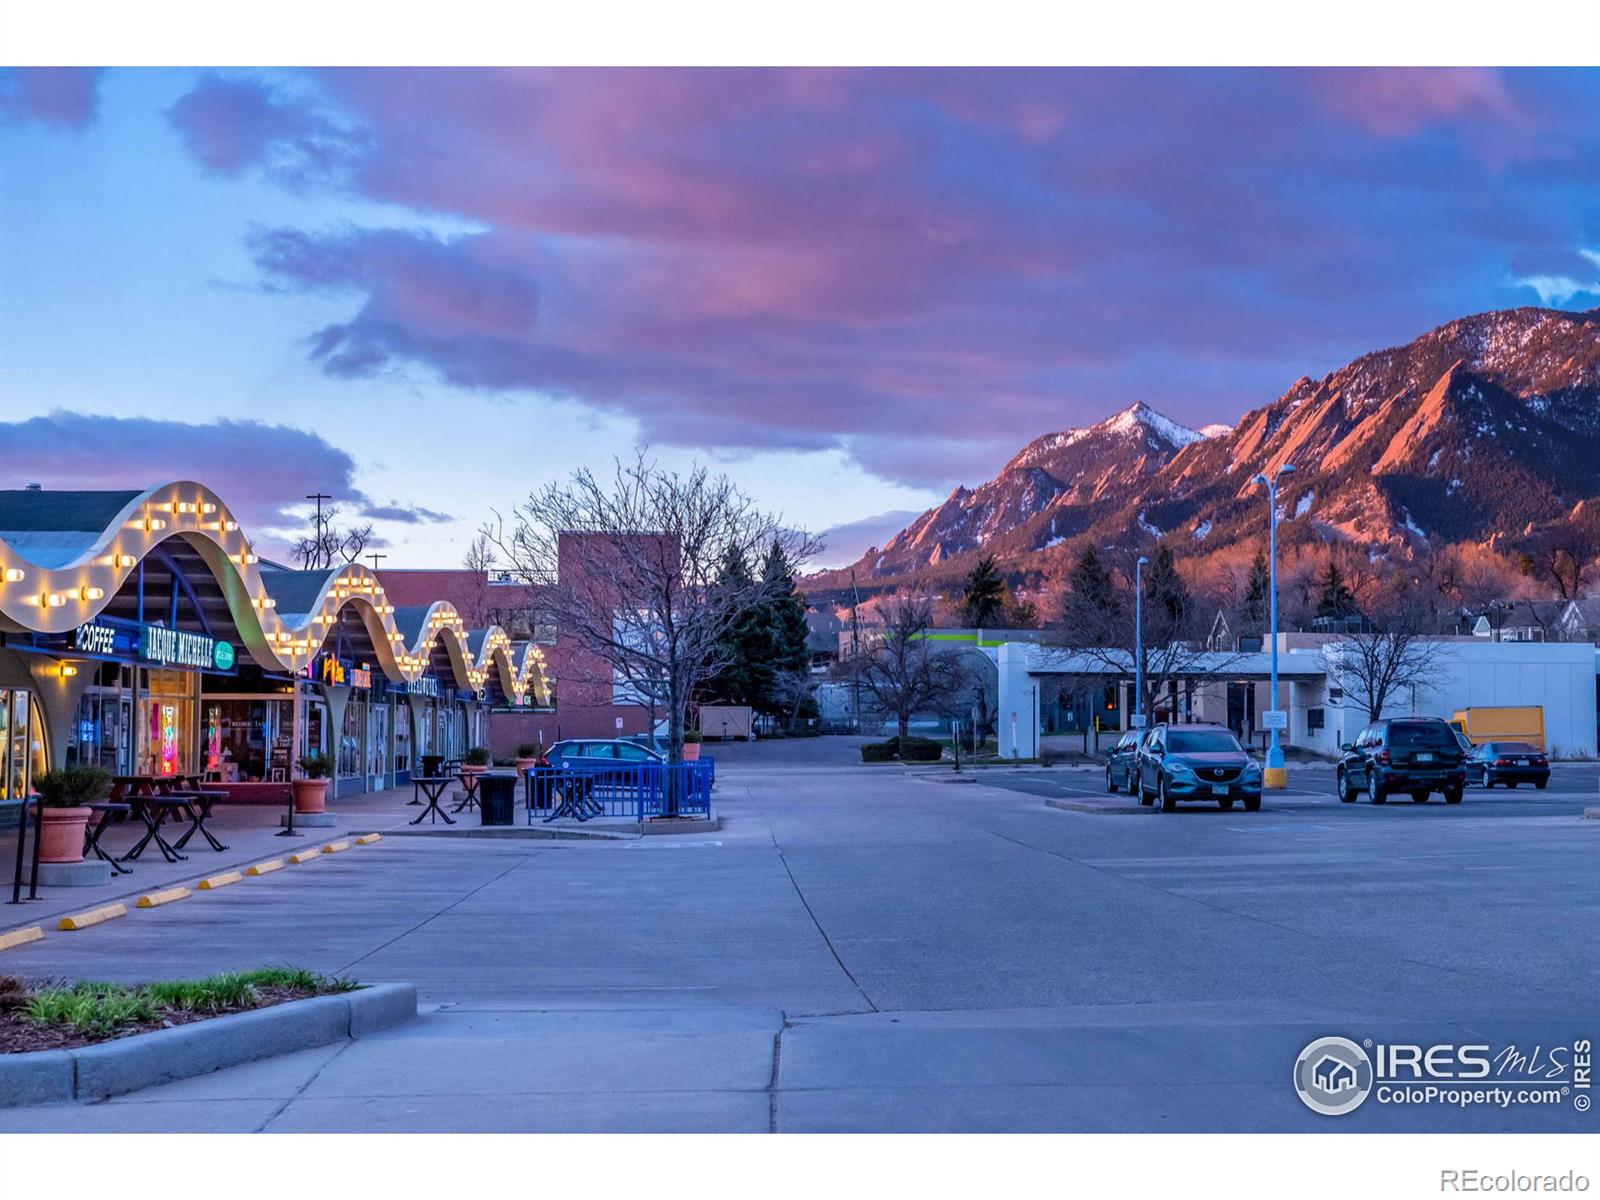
[1210,784,1228,795]
[1415,752,1435,762]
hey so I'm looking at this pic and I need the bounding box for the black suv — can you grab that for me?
[1336,718,1466,805]
[1134,723,1263,812]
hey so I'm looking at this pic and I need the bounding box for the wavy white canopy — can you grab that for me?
[0,481,549,706]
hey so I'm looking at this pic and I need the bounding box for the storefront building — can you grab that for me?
[0,482,551,808]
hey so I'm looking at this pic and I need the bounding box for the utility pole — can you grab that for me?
[850,567,862,735]
[366,552,387,572]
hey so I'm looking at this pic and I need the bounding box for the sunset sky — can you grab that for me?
[3,67,1598,567]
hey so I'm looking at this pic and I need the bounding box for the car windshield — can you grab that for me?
[1167,730,1242,754]
[1388,724,1454,748]
[1493,742,1538,754]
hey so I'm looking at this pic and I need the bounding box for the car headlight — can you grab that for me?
[1243,761,1262,779]
[1167,762,1197,781]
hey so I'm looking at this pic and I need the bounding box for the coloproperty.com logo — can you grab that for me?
[1294,1035,1592,1116]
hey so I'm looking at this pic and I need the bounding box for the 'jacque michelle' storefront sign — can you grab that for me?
[69,619,234,672]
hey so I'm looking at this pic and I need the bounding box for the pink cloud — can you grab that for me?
[0,68,102,128]
[161,68,1600,490]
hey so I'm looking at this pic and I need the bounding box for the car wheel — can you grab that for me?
[1218,797,1234,811]
[1444,786,1464,805]
[1243,793,1261,812]
[1482,771,1494,788]
[1336,769,1355,803]
[1106,766,1118,794]
[1137,772,1153,806]
[1410,791,1429,803]
[1506,781,1518,790]
[1536,779,1548,790]
[1159,776,1177,813]
[1368,769,1386,804]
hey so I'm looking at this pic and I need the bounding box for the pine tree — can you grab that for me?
[761,541,812,683]
[1242,548,1269,630]
[1145,545,1190,626]
[1065,546,1120,623]
[1316,561,1358,619]
[961,556,1008,627]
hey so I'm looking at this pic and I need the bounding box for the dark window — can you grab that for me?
[1387,723,1454,749]
[1307,708,1325,732]
[1167,730,1243,753]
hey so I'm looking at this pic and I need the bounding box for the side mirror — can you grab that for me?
[1340,743,1354,753]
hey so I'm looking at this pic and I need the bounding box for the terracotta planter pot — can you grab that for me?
[513,757,539,772]
[460,763,488,776]
[37,806,91,864]
[292,778,329,813]
[681,742,702,762]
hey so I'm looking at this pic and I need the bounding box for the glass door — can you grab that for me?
[367,702,389,791]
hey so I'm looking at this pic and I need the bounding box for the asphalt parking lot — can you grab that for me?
[2,737,1595,1133]
[981,760,1600,819]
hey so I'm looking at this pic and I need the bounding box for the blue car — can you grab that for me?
[543,738,664,776]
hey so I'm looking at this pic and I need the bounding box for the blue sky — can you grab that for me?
[3,67,1598,567]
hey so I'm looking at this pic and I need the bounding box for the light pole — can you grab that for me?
[1251,463,1296,788]
[1134,554,1149,731]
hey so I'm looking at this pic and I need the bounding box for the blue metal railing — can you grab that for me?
[523,761,714,823]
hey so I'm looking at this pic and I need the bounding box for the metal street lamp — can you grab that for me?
[1134,554,1150,731]
[1250,463,1296,788]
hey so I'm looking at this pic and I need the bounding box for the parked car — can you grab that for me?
[1467,741,1550,789]
[1134,723,1263,812]
[1335,718,1466,805]
[1104,731,1143,793]
[542,738,665,777]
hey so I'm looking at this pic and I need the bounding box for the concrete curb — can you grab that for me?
[0,982,416,1108]
[1586,807,1599,820]
[1044,797,1148,816]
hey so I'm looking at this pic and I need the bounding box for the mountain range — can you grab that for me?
[816,305,1600,590]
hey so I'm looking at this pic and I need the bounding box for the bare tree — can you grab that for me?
[292,502,377,572]
[458,533,499,629]
[1053,545,1238,722]
[853,596,971,738]
[1328,591,1450,722]
[768,667,819,733]
[484,453,818,768]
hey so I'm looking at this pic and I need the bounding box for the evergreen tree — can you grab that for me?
[1064,545,1121,625]
[1144,545,1190,626]
[1316,560,1358,619]
[703,547,764,706]
[760,541,812,683]
[1241,549,1269,629]
[961,556,1009,627]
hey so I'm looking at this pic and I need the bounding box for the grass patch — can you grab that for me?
[3,967,359,1043]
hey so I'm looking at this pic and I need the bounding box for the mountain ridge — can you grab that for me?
[814,305,1600,591]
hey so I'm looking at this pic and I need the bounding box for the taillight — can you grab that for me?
[1376,750,1391,765]
[1494,758,1512,766]
[1534,756,1547,765]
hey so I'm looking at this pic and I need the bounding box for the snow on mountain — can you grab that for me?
[815,306,1600,589]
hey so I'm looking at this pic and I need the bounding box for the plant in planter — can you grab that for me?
[461,746,492,774]
[681,729,703,762]
[513,742,544,772]
[31,765,113,863]
[293,753,332,814]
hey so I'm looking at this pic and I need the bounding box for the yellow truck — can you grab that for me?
[1450,706,1545,750]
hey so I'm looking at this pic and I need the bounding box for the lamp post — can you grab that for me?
[1250,463,1296,788]
[1134,554,1149,731]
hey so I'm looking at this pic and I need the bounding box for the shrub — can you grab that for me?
[860,741,897,763]
[464,746,492,766]
[32,765,113,808]
[296,753,332,780]
[899,736,943,763]
[515,742,543,759]
[683,730,703,744]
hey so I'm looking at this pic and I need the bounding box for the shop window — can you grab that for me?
[1308,708,1325,733]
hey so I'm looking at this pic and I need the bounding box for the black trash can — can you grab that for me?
[478,772,517,827]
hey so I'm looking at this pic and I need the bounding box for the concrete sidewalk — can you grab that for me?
[1,785,444,935]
